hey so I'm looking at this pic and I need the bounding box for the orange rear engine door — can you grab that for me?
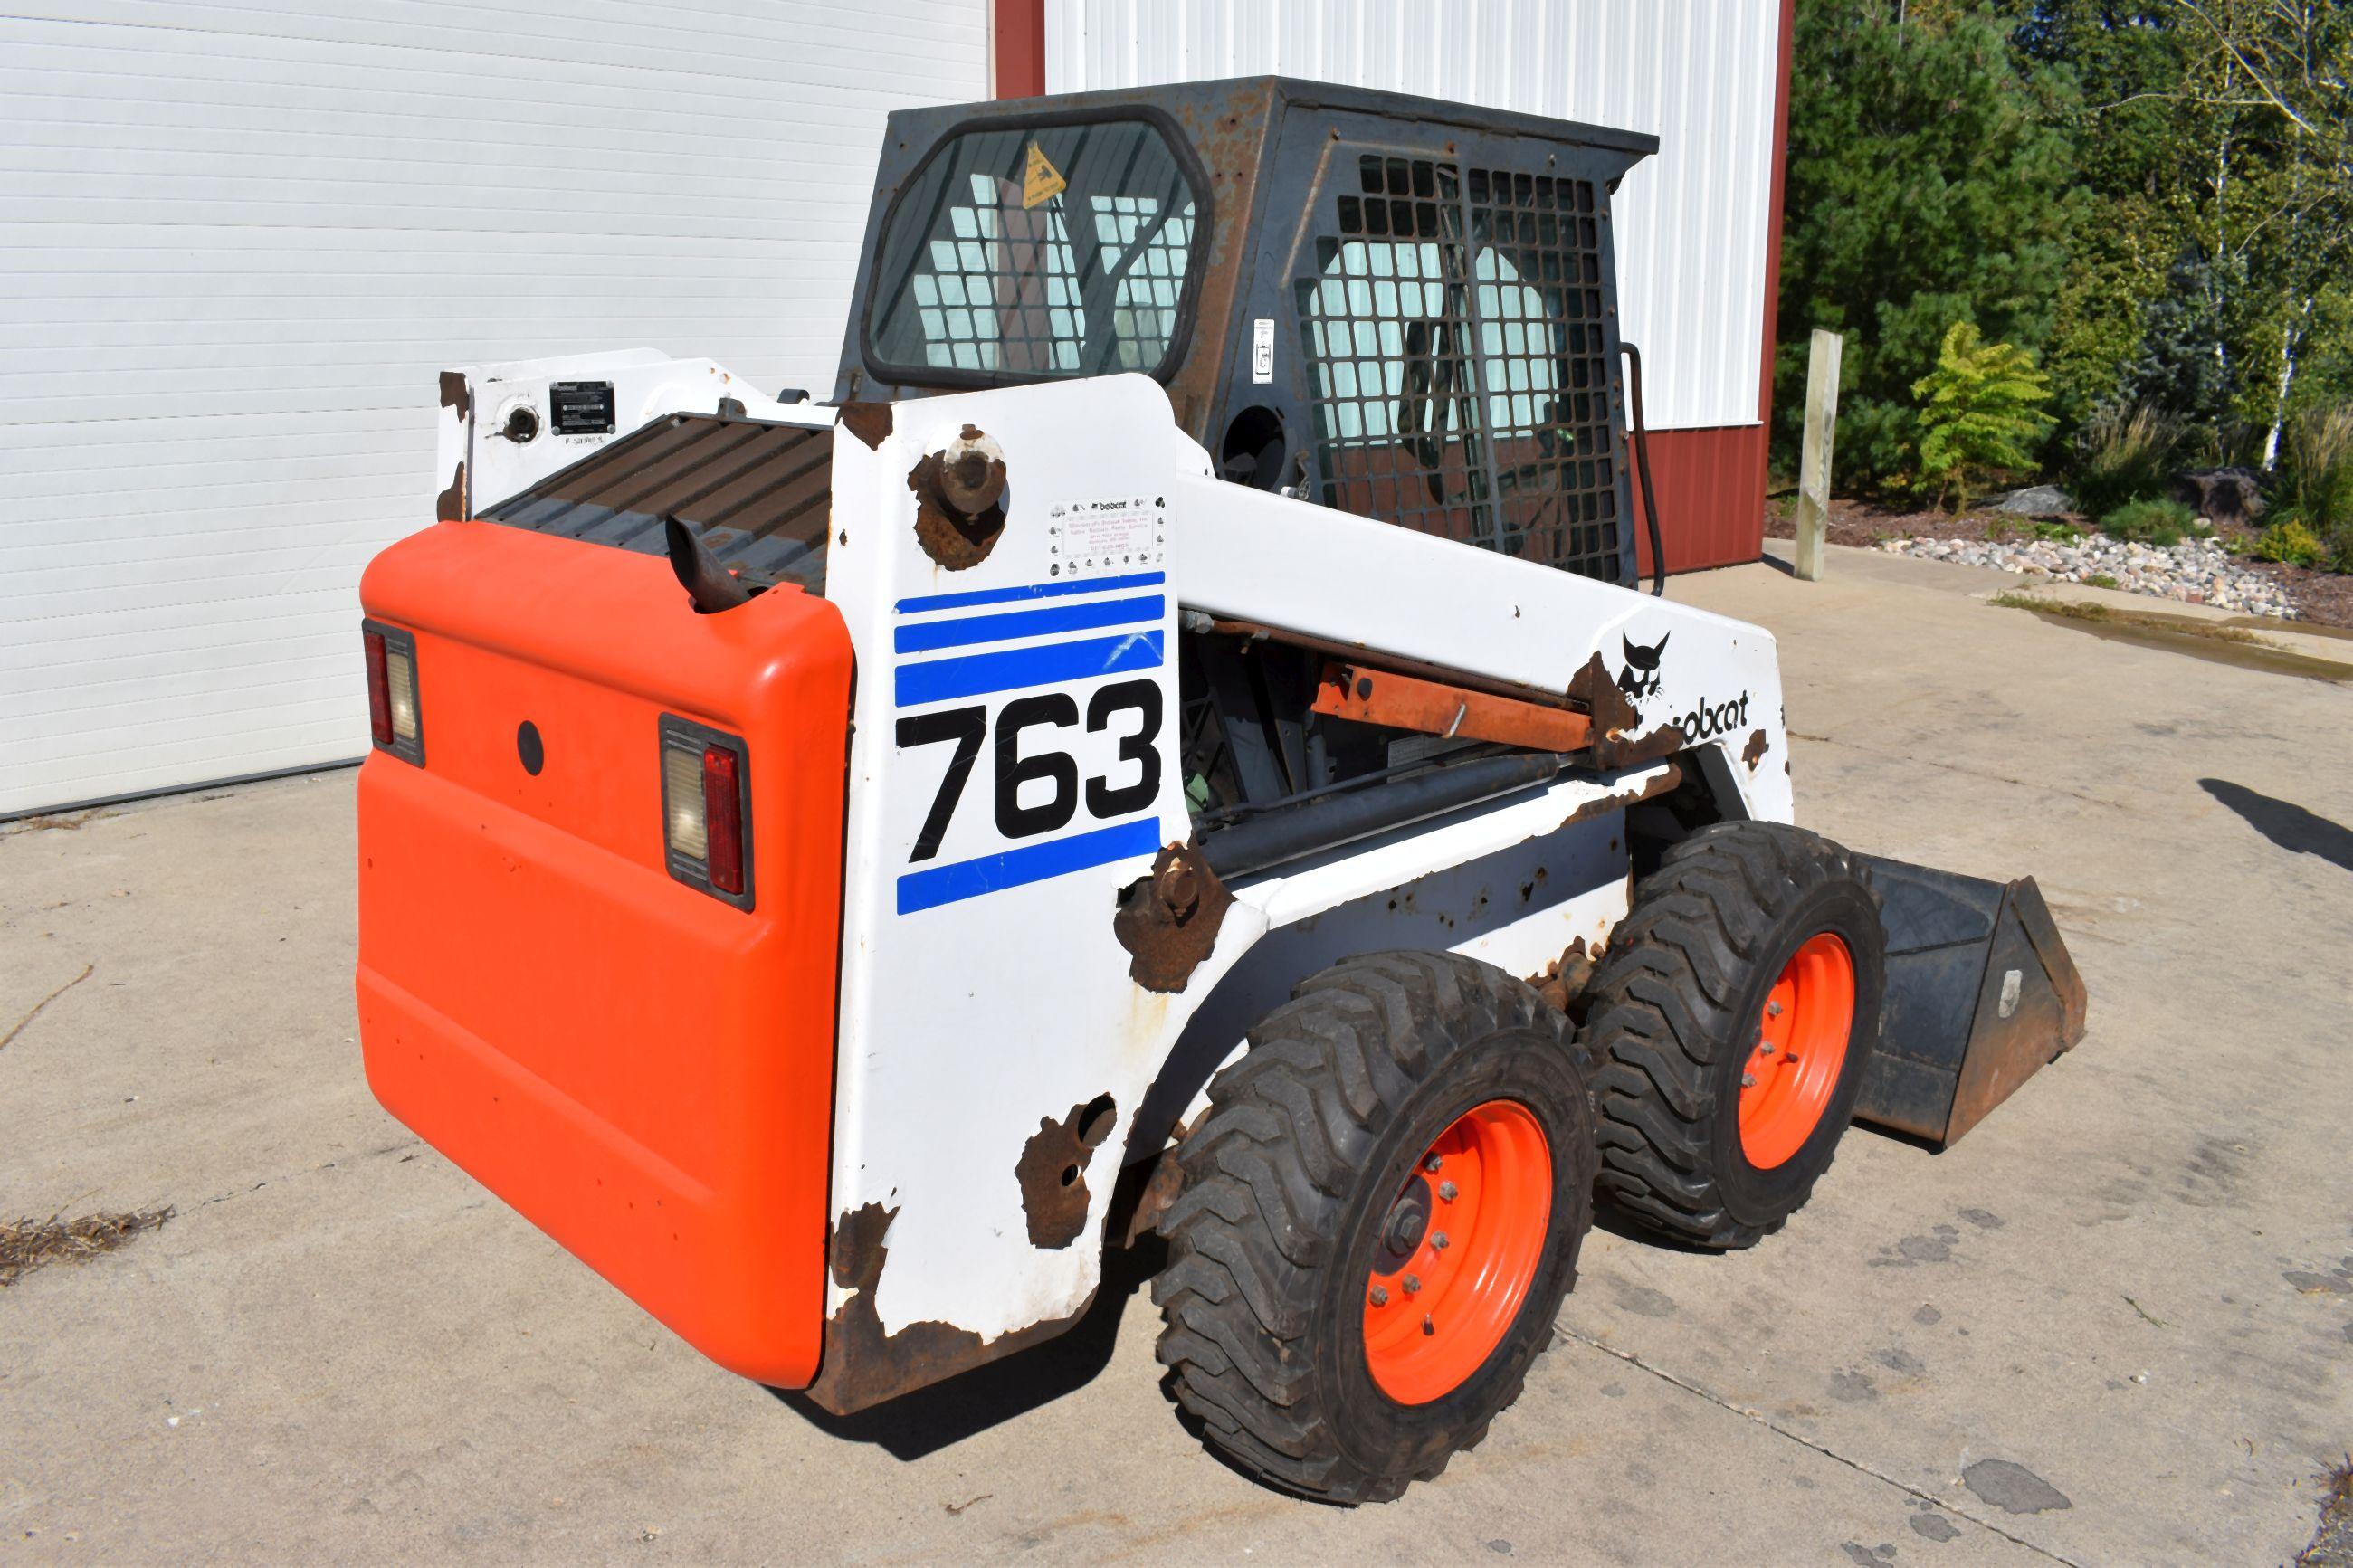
[355,519,851,1387]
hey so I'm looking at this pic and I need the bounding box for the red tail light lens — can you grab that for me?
[701,746,744,895]
[364,631,392,746]
[361,620,424,765]
[659,717,752,909]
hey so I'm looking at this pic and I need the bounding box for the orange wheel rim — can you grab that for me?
[1362,1098,1552,1405]
[1739,932,1856,1170]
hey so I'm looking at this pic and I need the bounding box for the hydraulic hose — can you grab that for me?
[1619,341,1667,596]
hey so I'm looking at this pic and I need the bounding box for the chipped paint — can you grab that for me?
[1743,728,1770,769]
[908,435,1008,571]
[438,369,471,423]
[1556,761,1682,833]
[434,459,466,523]
[805,1199,1089,1415]
[1014,1094,1119,1249]
[837,400,894,451]
[1113,841,1234,993]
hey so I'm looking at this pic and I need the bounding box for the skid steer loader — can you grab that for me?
[356,78,2086,1502]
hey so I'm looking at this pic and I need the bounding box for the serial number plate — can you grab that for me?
[548,381,616,435]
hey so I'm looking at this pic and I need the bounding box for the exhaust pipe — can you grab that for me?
[664,515,751,614]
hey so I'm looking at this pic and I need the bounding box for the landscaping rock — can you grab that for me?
[1878,532,2298,618]
[2171,467,2266,527]
[1992,484,2072,517]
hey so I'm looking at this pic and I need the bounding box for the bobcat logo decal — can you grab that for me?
[1615,632,1670,700]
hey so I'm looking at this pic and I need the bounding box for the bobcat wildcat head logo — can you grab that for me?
[1615,632,1670,700]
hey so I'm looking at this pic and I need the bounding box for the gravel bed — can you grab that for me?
[1880,534,2300,619]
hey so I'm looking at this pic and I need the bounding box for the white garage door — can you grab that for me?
[0,0,988,817]
[1044,0,1784,433]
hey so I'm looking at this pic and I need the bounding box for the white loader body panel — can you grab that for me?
[820,373,1792,1354]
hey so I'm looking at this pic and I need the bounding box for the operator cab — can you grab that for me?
[835,78,1655,589]
[834,79,1662,829]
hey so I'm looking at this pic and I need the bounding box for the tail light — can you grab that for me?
[660,717,753,909]
[361,621,424,765]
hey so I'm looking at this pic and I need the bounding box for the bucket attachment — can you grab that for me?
[1853,858,2087,1149]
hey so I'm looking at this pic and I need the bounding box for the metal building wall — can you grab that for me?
[0,1,989,818]
[1036,0,1788,572]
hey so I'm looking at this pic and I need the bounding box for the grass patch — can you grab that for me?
[0,1207,173,1287]
[2298,1454,2353,1568]
[1987,592,2272,644]
[2083,572,2119,589]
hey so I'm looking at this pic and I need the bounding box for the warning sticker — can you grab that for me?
[1045,494,1167,579]
[1022,143,1067,208]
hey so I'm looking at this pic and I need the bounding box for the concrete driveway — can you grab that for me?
[4,546,2348,1565]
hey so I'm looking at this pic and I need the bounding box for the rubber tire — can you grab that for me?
[1582,821,1885,1250]
[1152,950,1598,1504]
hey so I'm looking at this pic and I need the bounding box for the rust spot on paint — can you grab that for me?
[434,459,467,522]
[1531,936,1595,1016]
[1556,761,1682,833]
[805,1199,1087,1414]
[826,1199,896,1291]
[1113,841,1233,993]
[1015,1093,1119,1250]
[438,370,471,423]
[1742,728,1770,769]
[837,400,894,450]
[908,451,1007,571]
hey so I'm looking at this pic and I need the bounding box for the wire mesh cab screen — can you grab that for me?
[1295,154,1624,582]
[862,116,1203,384]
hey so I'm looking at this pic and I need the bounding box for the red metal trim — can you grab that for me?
[1630,426,1774,576]
[993,0,1046,100]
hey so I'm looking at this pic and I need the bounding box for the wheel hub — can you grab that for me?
[1362,1098,1552,1406]
[1737,931,1857,1170]
[1377,1183,1432,1269]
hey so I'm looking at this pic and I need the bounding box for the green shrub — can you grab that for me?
[2251,521,2325,566]
[1911,322,2054,512]
[2084,572,2119,588]
[2278,406,2353,573]
[2032,519,2082,544]
[2101,498,2204,546]
[2071,404,2181,519]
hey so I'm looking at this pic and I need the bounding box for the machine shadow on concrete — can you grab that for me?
[2201,778,2353,875]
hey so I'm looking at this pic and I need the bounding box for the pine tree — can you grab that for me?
[1911,321,2056,510]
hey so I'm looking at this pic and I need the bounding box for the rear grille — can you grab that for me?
[484,413,831,593]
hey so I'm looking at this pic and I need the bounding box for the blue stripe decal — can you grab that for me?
[892,595,1164,655]
[897,816,1163,915]
[895,630,1163,708]
[897,571,1167,616]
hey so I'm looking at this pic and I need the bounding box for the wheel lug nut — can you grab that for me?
[1432,1231,1450,1250]
[1369,1286,1389,1307]
[1424,1154,1443,1174]
[1767,1001,1784,1017]
[1438,1181,1458,1202]
[1756,1041,1772,1056]
[1740,1072,1757,1088]
[1422,1315,1435,1336]
[1404,1274,1423,1294]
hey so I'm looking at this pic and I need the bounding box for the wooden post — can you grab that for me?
[1793,328,1843,582]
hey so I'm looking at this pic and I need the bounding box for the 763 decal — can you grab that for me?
[894,679,1163,862]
